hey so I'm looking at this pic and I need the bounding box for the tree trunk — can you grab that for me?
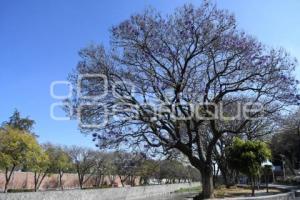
[59,171,64,190]
[77,171,84,189]
[4,169,9,193]
[100,175,105,186]
[37,174,47,191]
[79,177,83,189]
[213,163,219,187]
[34,172,47,192]
[251,176,255,197]
[78,174,84,189]
[4,166,15,193]
[256,176,259,190]
[4,182,8,193]
[119,176,125,187]
[34,172,38,192]
[130,176,135,186]
[202,173,214,199]
[197,167,214,199]
[139,177,144,185]
[98,174,103,187]
[265,174,269,193]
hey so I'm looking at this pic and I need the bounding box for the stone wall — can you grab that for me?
[0,172,137,190]
[0,183,201,200]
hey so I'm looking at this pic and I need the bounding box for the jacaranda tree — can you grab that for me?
[68,2,298,198]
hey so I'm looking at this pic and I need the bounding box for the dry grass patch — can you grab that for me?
[214,185,282,198]
[175,185,282,198]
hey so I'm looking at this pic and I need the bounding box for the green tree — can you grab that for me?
[156,160,185,184]
[27,148,50,192]
[226,138,271,196]
[137,159,159,185]
[43,144,72,190]
[0,126,41,192]
[186,165,201,182]
[2,110,36,135]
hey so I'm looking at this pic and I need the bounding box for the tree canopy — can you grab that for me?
[0,126,41,192]
[67,2,298,198]
[2,110,35,135]
[271,109,300,172]
[43,144,72,190]
[226,137,271,196]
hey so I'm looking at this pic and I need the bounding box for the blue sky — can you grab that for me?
[0,0,299,147]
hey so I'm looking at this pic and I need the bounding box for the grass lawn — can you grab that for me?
[174,186,202,194]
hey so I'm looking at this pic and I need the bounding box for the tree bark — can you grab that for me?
[4,182,8,193]
[4,166,15,193]
[34,172,38,192]
[59,170,64,190]
[4,169,9,193]
[79,176,84,189]
[77,171,84,189]
[256,175,260,190]
[78,174,83,189]
[34,172,47,192]
[37,174,47,191]
[198,167,214,199]
[251,176,255,196]
[265,174,269,193]
[119,176,125,187]
[202,173,214,199]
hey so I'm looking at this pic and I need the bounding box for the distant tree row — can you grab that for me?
[270,109,300,175]
[0,110,200,193]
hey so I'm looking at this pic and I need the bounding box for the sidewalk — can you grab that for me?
[262,184,300,200]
